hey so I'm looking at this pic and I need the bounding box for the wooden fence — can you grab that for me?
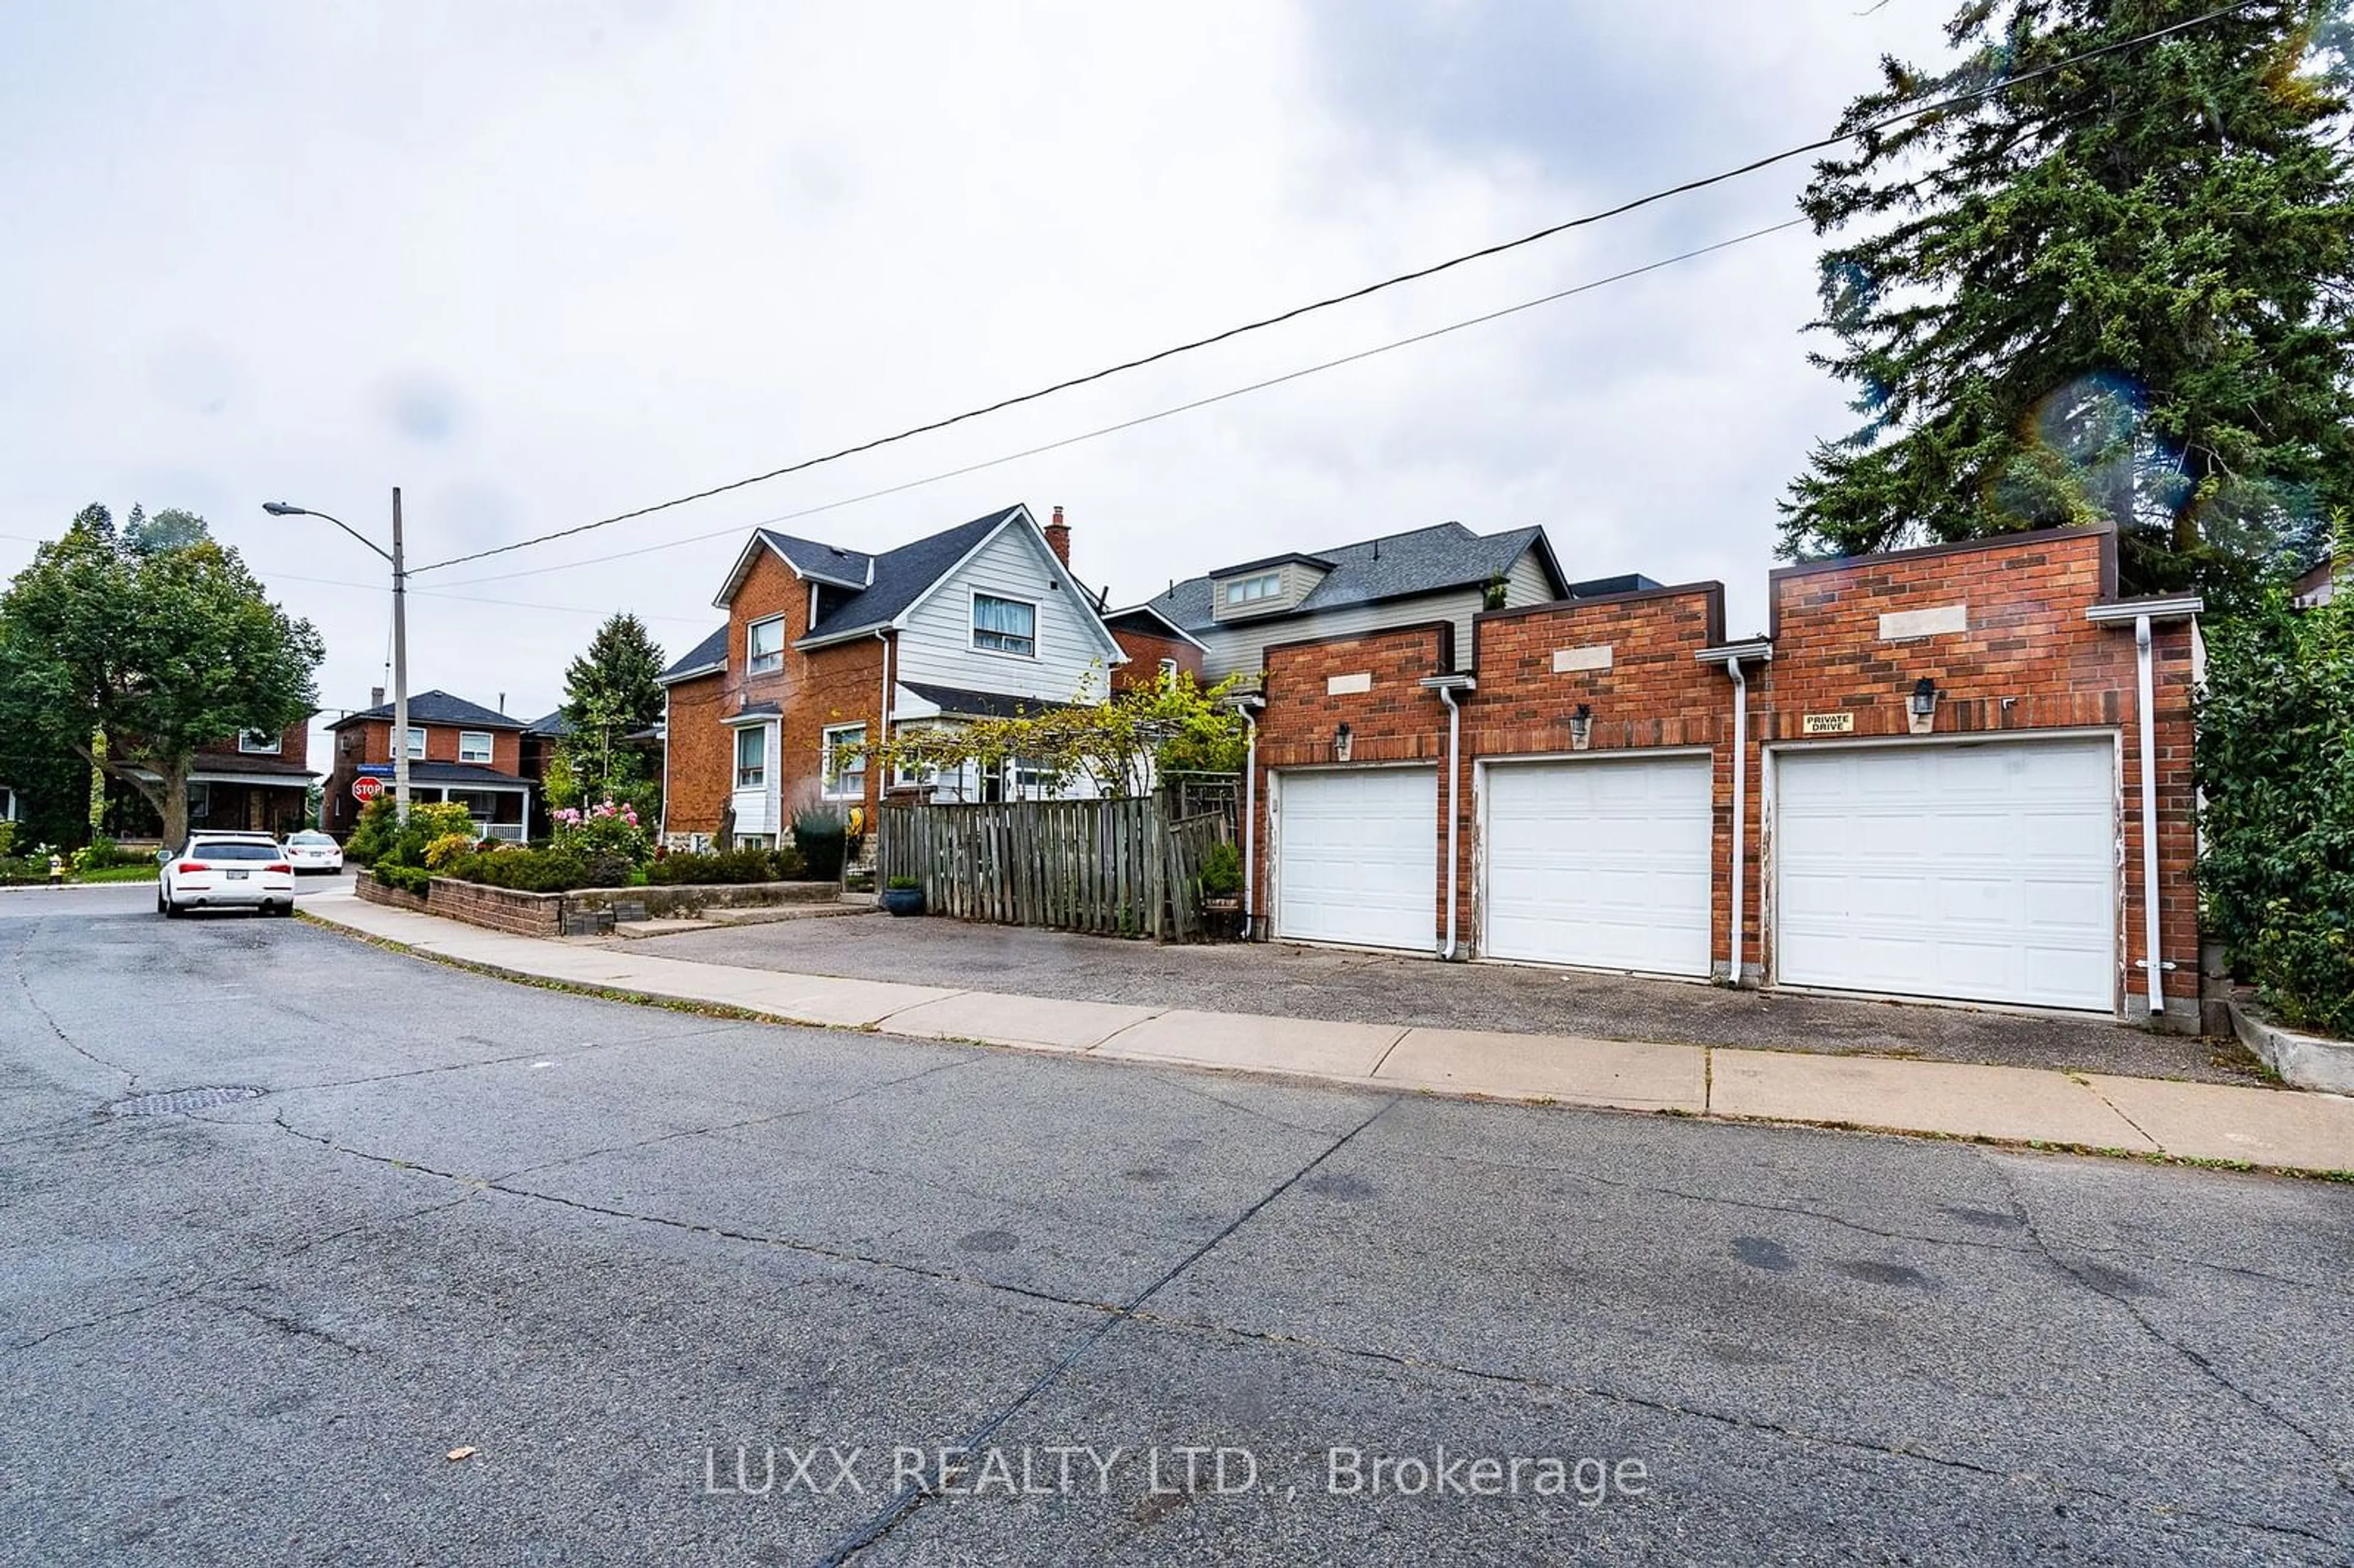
[878,793,1236,940]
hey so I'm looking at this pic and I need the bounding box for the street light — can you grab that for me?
[264,489,409,823]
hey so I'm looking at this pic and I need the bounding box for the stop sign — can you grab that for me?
[351,775,385,803]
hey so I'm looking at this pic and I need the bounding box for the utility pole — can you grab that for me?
[390,487,409,823]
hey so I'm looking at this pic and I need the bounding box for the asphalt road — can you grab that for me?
[3,885,2350,1566]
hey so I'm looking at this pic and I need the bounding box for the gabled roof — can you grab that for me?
[704,504,1124,662]
[524,709,573,737]
[659,624,729,685]
[801,508,1016,641]
[760,531,872,589]
[1151,521,1565,634]
[1103,601,1209,652]
[328,689,525,731]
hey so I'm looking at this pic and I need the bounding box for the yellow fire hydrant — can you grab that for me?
[47,853,64,888]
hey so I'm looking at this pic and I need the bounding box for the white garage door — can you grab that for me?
[1775,739,2116,1011]
[1482,755,1714,976]
[1276,767,1437,951]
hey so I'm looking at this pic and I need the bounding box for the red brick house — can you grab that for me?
[322,690,535,841]
[658,503,1128,848]
[1244,524,2200,1027]
[1102,603,1207,692]
[105,718,317,839]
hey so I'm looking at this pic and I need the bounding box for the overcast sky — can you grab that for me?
[0,1,1955,751]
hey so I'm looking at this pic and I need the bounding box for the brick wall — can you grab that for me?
[1244,526,2200,1022]
[1110,625,1204,691]
[194,718,310,769]
[661,672,729,837]
[668,546,891,831]
[1464,585,1732,956]
[1256,622,1457,942]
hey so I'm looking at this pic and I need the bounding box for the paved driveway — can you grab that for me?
[5,889,2350,1564]
[626,913,2259,1084]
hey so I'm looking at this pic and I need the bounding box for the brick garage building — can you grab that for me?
[1246,525,2200,1027]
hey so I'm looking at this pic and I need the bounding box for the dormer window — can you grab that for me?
[1225,572,1282,607]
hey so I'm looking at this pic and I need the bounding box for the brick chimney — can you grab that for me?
[370,685,385,707]
[1044,504,1072,568]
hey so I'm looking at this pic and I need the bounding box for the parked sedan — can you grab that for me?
[158,835,298,917]
[282,830,345,875]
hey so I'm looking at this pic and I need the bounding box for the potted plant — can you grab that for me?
[881,875,925,916]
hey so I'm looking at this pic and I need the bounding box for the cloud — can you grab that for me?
[0,0,1959,747]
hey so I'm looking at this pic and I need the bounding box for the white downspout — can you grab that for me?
[1438,683,1464,960]
[874,628,893,866]
[1727,658,1748,988]
[658,686,671,844]
[1241,704,1260,938]
[2135,614,2163,1022]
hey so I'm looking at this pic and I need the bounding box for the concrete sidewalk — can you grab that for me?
[299,891,2354,1177]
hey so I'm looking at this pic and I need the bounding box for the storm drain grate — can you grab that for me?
[106,1086,267,1117]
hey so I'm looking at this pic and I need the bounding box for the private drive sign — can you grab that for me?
[351,775,386,803]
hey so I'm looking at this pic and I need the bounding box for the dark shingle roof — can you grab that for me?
[1151,522,1556,633]
[660,624,729,683]
[758,532,873,589]
[792,507,1020,641]
[525,709,573,737]
[899,681,1083,720]
[329,689,525,730]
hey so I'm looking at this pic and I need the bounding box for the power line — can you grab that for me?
[406,2,2258,579]
[432,217,1810,591]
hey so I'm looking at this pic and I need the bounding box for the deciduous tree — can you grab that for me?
[0,505,324,849]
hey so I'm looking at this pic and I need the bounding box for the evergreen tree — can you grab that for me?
[558,613,666,808]
[1782,1,2354,599]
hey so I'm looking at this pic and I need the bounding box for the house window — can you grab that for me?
[237,729,282,755]
[971,593,1037,657]
[734,727,766,789]
[823,723,867,799]
[394,726,426,759]
[1224,571,1281,606]
[1158,657,1179,684]
[1011,756,1054,797]
[458,731,493,764]
[748,615,785,675]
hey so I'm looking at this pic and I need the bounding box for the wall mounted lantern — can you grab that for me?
[1567,703,1593,751]
[1334,722,1354,763]
[1907,676,1939,734]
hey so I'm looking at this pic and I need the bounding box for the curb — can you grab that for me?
[294,909,2353,1182]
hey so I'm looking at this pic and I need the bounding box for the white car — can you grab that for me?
[283,830,345,875]
[158,834,299,918]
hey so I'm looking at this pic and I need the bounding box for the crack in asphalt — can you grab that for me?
[278,1021,754,1095]
[6,927,140,1088]
[808,1095,1404,1568]
[0,1193,474,1355]
[1106,1306,2352,1553]
[1987,1152,2354,1499]
[1374,1135,2352,1297]
[488,1053,983,1184]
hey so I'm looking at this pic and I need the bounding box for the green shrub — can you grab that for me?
[422,832,476,870]
[885,875,920,891]
[553,800,650,867]
[345,796,400,864]
[1196,841,1241,899]
[0,823,15,859]
[455,847,588,893]
[346,797,476,869]
[2197,559,2354,1036]
[70,836,118,876]
[647,848,795,885]
[373,863,433,896]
